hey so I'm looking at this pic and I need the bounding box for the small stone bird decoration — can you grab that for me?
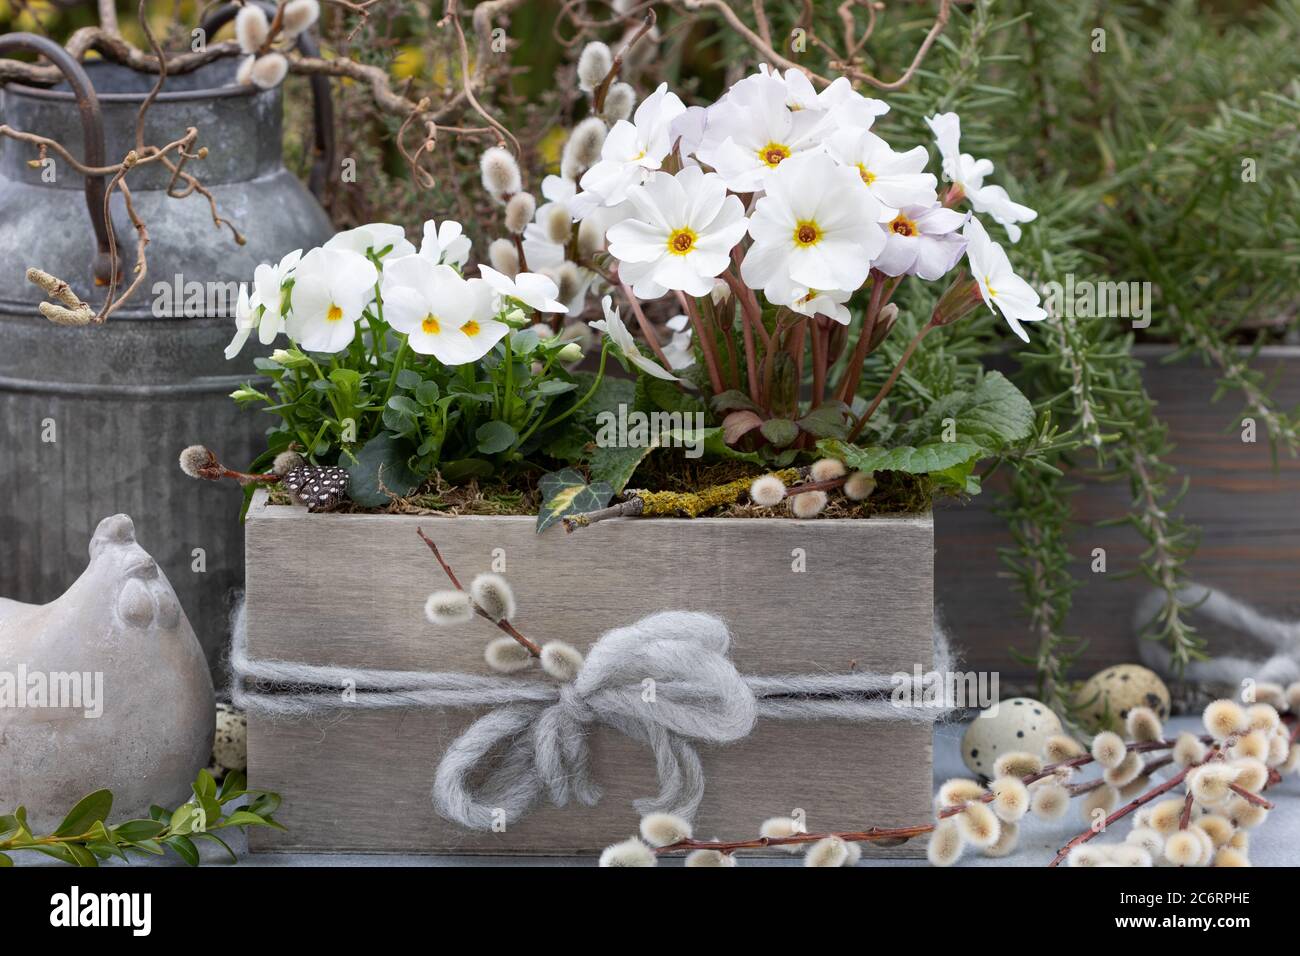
[0,515,215,830]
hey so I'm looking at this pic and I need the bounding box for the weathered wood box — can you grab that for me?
[243,489,935,856]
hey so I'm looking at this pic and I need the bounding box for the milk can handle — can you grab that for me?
[0,33,116,285]
[200,2,336,202]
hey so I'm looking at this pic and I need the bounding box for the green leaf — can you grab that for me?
[220,810,286,830]
[476,420,518,455]
[905,371,1034,451]
[536,468,614,533]
[797,401,853,439]
[164,834,200,867]
[247,792,282,818]
[112,819,166,842]
[817,438,985,476]
[587,424,736,493]
[192,831,237,863]
[387,395,422,417]
[219,770,248,803]
[536,379,579,397]
[0,852,11,867]
[711,389,760,413]
[53,789,113,838]
[347,433,422,506]
[193,769,217,801]
[759,418,799,448]
[415,380,441,406]
[396,368,423,390]
[440,458,494,482]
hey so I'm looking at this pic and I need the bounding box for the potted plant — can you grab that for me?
[180,39,1056,854]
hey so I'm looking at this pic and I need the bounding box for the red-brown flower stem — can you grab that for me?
[846,317,937,442]
[835,269,886,404]
[416,527,541,656]
[1048,765,1191,867]
[810,316,829,407]
[783,476,848,499]
[682,294,725,395]
[1228,783,1274,809]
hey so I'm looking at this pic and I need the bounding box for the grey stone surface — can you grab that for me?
[0,514,215,831]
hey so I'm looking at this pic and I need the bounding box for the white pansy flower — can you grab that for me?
[963,217,1047,342]
[696,71,836,193]
[827,128,937,213]
[606,166,749,299]
[590,295,679,381]
[925,113,1038,242]
[418,219,471,268]
[662,314,694,370]
[872,204,968,281]
[740,150,884,298]
[324,222,416,261]
[248,248,302,345]
[381,256,505,364]
[571,83,686,217]
[478,265,568,314]
[223,283,258,359]
[284,247,379,353]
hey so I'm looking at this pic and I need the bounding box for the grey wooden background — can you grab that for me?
[244,500,937,856]
[935,345,1300,678]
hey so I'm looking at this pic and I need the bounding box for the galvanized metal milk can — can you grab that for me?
[0,22,334,670]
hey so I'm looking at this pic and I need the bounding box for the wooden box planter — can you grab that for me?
[937,345,1300,679]
[242,490,935,856]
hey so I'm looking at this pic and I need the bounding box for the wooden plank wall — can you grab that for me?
[936,346,1300,679]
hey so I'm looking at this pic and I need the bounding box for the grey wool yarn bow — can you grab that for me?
[231,606,952,830]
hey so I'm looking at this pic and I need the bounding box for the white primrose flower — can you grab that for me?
[571,83,686,217]
[223,283,259,360]
[696,70,837,193]
[590,294,678,381]
[740,150,884,298]
[323,221,416,261]
[925,112,1038,242]
[478,265,568,314]
[417,219,471,268]
[662,313,694,370]
[381,256,505,364]
[773,284,854,325]
[606,166,749,299]
[872,204,968,281]
[826,128,937,213]
[284,247,379,353]
[760,65,889,129]
[963,217,1047,342]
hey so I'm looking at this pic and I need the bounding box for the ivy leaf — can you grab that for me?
[536,468,613,533]
[347,433,422,506]
[817,438,985,476]
[53,789,113,838]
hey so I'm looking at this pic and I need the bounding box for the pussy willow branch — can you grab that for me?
[416,528,541,656]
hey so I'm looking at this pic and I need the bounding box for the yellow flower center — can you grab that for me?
[461,320,480,337]
[857,163,876,185]
[889,213,919,237]
[792,220,822,247]
[985,276,997,298]
[758,142,791,168]
[667,227,697,256]
[326,304,344,323]
[422,314,441,334]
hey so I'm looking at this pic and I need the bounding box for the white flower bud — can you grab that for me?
[1030,783,1069,820]
[576,41,613,93]
[803,836,849,867]
[926,819,963,867]
[748,474,786,507]
[540,641,584,681]
[602,81,636,121]
[599,838,656,867]
[557,342,583,364]
[249,53,289,90]
[281,0,321,38]
[425,590,473,626]
[843,471,875,501]
[990,776,1029,822]
[639,812,691,847]
[685,848,736,867]
[271,450,305,475]
[1090,730,1126,769]
[1125,706,1163,743]
[480,146,522,202]
[1173,731,1207,767]
[1203,698,1246,739]
[235,4,270,54]
[484,636,533,673]
[178,444,215,479]
[788,490,828,519]
[470,572,516,622]
[542,204,573,245]
[235,55,256,87]
[1044,734,1086,762]
[993,751,1042,778]
[504,192,536,235]
[562,118,607,178]
[984,820,1018,858]
[810,457,847,482]
[487,238,520,278]
[1067,845,1107,867]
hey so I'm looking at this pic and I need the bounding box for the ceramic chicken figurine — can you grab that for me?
[0,514,214,830]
